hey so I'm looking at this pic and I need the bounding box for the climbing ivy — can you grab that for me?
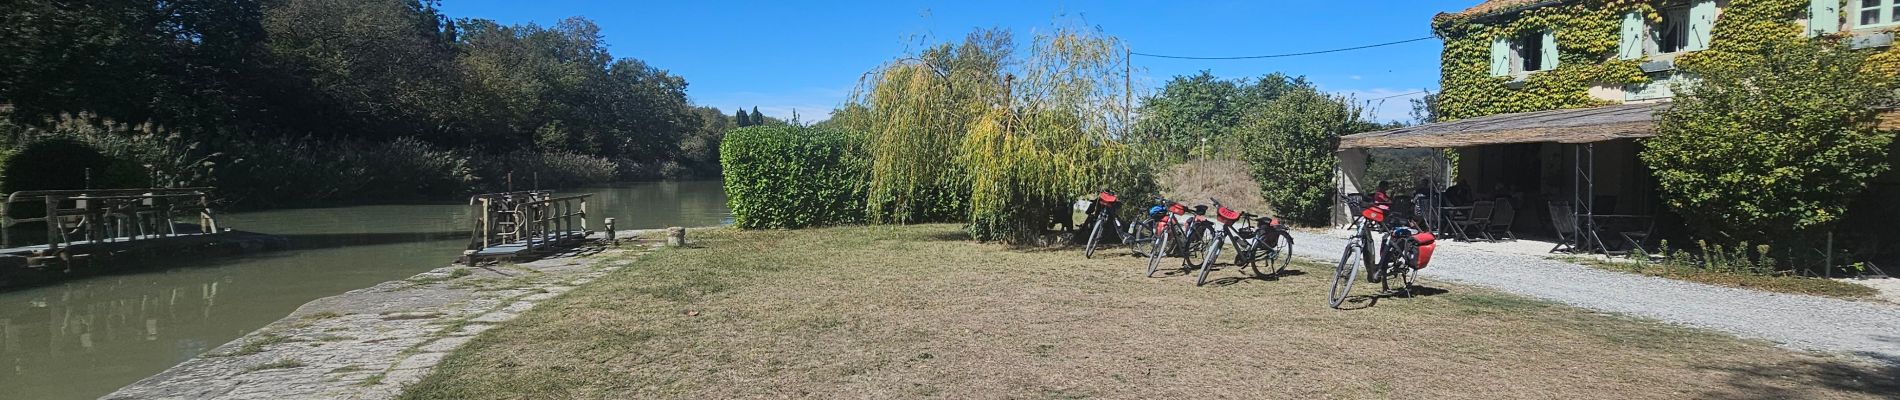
[1432,0,1654,121]
[1434,0,1900,121]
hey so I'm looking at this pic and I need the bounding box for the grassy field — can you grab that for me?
[401,225,1897,399]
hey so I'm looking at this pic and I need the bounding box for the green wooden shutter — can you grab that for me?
[1540,31,1559,70]
[1490,37,1510,77]
[1809,0,1841,36]
[1619,11,1645,60]
[1687,0,1716,51]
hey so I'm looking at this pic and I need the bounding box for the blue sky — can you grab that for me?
[438,0,1476,123]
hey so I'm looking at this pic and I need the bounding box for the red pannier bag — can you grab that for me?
[1360,204,1388,223]
[1412,231,1437,270]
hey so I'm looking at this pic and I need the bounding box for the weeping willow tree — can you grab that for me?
[961,25,1151,244]
[838,30,1010,224]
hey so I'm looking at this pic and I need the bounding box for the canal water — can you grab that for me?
[0,180,729,400]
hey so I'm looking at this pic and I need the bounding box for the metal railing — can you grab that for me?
[466,191,591,258]
[1,187,220,253]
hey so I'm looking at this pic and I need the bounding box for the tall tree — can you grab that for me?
[735,109,752,127]
[750,107,765,126]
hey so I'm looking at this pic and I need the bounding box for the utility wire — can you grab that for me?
[1131,37,1436,60]
[1363,90,1430,101]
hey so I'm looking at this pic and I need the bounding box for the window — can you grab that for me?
[1860,0,1900,28]
[1654,5,1691,54]
[1517,31,1546,72]
[1492,30,1557,76]
[1622,1,1714,57]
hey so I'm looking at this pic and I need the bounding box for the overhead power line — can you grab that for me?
[1363,90,1430,101]
[1131,37,1437,60]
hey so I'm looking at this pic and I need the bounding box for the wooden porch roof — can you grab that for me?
[1339,102,1666,150]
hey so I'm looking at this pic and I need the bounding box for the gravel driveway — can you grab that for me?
[1284,229,1900,364]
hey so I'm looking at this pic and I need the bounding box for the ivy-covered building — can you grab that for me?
[1336,0,1898,251]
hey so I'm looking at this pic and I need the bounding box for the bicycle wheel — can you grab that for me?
[1083,215,1107,259]
[1179,225,1206,270]
[1196,234,1224,286]
[1145,229,1169,278]
[1268,233,1294,275]
[1127,219,1153,257]
[1329,241,1364,309]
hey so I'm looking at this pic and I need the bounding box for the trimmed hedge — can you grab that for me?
[719,125,866,229]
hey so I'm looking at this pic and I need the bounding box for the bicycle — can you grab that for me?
[1330,194,1437,308]
[1191,198,1296,286]
[1081,189,1125,259]
[1145,199,1211,278]
[1123,198,1168,258]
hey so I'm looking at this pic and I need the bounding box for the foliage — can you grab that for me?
[960,25,1151,243]
[1237,88,1367,225]
[838,30,1013,224]
[0,0,722,209]
[1642,38,1896,245]
[719,125,866,229]
[1130,72,1313,162]
[1431,0,1653,121]
[1,138,114,193]
[1362,148,1445,195]
[472,151,617,192]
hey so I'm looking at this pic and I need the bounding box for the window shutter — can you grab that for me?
[1687,0,1716,51]
[1619,12,1645,60]
[1809,0,1840,36]
[1540,31,1559,70]
[1490,37,1510,77]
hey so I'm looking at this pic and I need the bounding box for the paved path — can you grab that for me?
[106,233,660,400]
[1285,229,1900,364]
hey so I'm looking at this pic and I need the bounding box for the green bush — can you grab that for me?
[1643,38,1897,245]
[1238,88,1365,226]
[1,138,113,192]
[720,125,866,229]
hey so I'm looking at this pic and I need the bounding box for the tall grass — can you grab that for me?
[1159,159,1270,215]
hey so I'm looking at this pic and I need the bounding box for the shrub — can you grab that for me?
[1238,88,1364,226]
[1643,38,1897,246]
[720,125,866,229]
[1,138,113,192]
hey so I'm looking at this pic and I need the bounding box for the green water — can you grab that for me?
[0,180,729,400]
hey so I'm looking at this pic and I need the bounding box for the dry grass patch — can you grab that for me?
[1161,158,1269,213]
[401,225,1898,399]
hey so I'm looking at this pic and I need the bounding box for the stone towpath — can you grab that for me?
[105,234,656,400]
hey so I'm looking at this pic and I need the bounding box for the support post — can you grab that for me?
[666,227,686,247]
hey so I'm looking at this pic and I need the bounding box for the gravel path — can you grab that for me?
[1284,229,1900,364]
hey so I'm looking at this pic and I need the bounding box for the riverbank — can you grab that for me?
[398,225,1894,399]
[105,230,664,399]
